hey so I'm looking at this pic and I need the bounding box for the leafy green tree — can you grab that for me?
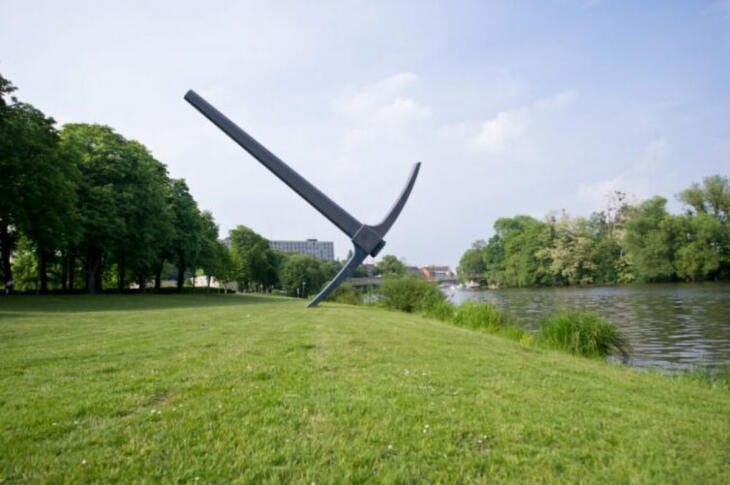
[0,73,22,290]
[457,240,487,282]
[120,141,172,291]
[0,75,78,292]
[229,225,278,291]
[9,236,37,292]
[61,124,133,292]
[486,216,553,287]
[544,213,597,286]
[678,175,730,278]
[675,213,723,281]
[679,175,730,222]
[168,179,202,292]
[623,197,678,282]
[375,254,406,277]
[279,253,327,297]
[197,211,233,289]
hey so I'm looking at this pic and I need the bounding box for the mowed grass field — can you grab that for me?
[1,295,728,483]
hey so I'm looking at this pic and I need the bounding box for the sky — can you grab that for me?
[1,0,729,268]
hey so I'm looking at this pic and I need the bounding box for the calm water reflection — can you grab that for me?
[448,283,730,371]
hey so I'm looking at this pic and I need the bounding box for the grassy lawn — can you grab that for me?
[1,294,728,482]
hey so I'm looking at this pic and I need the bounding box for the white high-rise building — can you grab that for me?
[268,239,334,261]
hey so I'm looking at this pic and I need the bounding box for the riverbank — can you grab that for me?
[449,282,730,371]
[1,294,728,482]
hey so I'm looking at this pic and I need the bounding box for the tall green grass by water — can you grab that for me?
[536,310,630,359]
[1,294,728,482]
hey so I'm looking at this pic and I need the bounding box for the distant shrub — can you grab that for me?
[453,301,509,329]
[328,283,362,305]
[536,311,629,358]
[425,300,456,322]
[449,301,530,343]
[378,276,446,313]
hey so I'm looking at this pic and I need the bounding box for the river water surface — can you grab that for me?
[447,283,730,372]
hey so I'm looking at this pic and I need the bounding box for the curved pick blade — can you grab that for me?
[308,245,368,307]
[374,162,421,236]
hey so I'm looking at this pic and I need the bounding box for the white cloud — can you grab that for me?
[337,72,431,128]
[333,72,432,177]
[470,90,576,154]
[470,110,529,154]
[577,138,673,210]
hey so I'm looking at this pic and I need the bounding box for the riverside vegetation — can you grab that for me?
[1,294,728,482]
[458,176,730,288]
[374,276,632,361]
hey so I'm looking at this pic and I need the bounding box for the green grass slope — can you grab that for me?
[1,295,728,482]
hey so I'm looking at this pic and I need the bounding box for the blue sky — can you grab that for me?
[1,1,728,267]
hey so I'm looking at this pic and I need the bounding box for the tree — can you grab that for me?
[168,179,202,292]
[675,213,723,281]
[486,216,553,287]
[457,240,487,282]
[0,73,19,289]
[679,175,730,222]
[678,175,730,279]
[229,225,278,291]
[623,197,678,282]
[197,211,233,290]
[543,214,586,285]
[1,75,78,292]
[375,254,406,277]
[61,124,132,292]
[279,253,327,297]
[119,141,172,291]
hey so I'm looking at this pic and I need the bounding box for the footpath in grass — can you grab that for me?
[1,294,728,482]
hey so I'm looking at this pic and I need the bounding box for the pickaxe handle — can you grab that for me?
[184,90,362,238]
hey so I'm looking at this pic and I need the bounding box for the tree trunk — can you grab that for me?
[86,247,102,294]
[60,251,68,291]
[0,222,14,293]
[38,247,50,294]
[117,253,126,293]
[207,274,211,292]
[137,273,147,291]
[67,254,75,292]
[176,254,185,292]
[154,262,163,291]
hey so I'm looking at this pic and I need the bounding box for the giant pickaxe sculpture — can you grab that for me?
[184,90,420,307]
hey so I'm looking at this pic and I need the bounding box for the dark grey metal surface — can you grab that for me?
[184,90,361,238]
[184,89,420,307]
[307,246,368,307]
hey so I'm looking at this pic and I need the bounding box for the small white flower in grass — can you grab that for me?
[81,459,87,465]
[387,444,394,450]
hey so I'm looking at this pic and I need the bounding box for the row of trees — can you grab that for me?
[458,176,730,287]
[1,73,230,293]
[1,73,374,297]
[1,73,414,299]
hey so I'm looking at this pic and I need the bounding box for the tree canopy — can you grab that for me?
[459,177,730,288]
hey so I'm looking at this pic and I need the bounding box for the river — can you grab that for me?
[446,283,730,372]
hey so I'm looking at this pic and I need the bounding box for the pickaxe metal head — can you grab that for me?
[184,90,420,307]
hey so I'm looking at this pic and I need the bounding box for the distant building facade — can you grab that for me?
[420,265,455,280]
[269,239,335,261]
